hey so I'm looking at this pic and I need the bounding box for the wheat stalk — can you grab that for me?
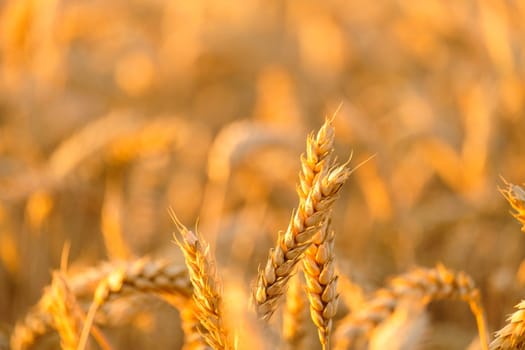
[254,118,350,321]
[490,300,525,350]
[171,212,234,350]
[499,179,525,232]
[333,264,489,350]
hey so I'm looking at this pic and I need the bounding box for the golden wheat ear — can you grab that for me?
[170,210,234,350]
[253,117,352,322]
[333,264,489,350]
[499,178,525,232]
[490,300,525,350]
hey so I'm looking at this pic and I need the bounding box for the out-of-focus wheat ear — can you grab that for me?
[254,161,351,321]
[180,303,212,350]
[490,300,525,350]
[499,179,525,232]
[170,211,234,350]
[282,273,308,349]
[302,219,338,350]
[11,258,192,350]
[332,264,489,350]
[39,272,83,350]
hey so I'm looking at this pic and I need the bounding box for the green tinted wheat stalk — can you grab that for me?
[171,213,234,350]
[333,264,489,350]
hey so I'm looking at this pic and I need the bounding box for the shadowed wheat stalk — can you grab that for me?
[171,212,234,350]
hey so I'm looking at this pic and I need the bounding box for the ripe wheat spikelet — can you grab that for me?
[490,300,525,350]
[499,180,525,232]
[282,273,308,349]
[10,258,192,350]
[254,118,350,321]
[303,219,338,350]
[333,264,489,350]
[171,213,234,350]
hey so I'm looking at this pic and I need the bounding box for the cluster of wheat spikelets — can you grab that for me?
[7,118,525,350]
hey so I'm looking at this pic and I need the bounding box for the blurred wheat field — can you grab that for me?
[1,0,525,349]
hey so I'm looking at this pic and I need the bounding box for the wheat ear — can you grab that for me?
[284,116,335,348]
[303,219,338,350]
[254,119,350,321]
[39,272,84,350]
[499,179,525,232]
[171,213,234,350]
[333,264,489,350]
[10,258,192,350]
[490,300,525,349]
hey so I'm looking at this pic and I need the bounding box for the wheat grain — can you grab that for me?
[171,213,234,350]
[333,264,489,350]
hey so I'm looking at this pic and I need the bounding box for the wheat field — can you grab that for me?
[1,0,525,349]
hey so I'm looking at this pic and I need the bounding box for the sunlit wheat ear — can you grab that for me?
[303,219,338,350]
[333,264,489,350]
[499,179,525,232]
[284,116,335,349]
[282,273,308,350]
[490,300,525,350]
[254,159,351,321]
[171,211,234,350]
[254,117,351,322]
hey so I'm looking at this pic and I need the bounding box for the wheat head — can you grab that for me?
[254,118,350,321]
[490,300,525,350]
[333,264,488,350]
[171,214,234,350]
